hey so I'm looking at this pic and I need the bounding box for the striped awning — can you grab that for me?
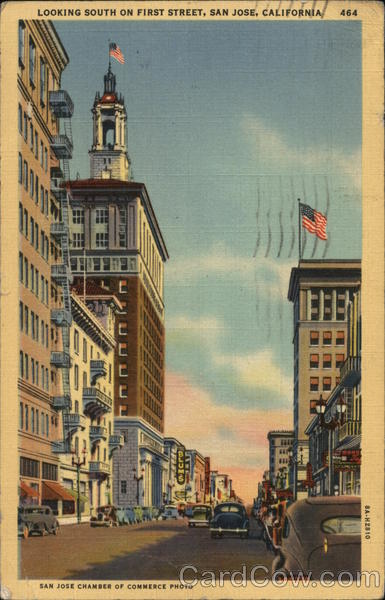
[42,481,75,501]
[20,480,39,498]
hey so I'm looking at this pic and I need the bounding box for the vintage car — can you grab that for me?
[162,505,179,520]
[116,506,130,526]
[18,505,60,538]
[188,504,212,527]
[210,502,249,538]
[133,505,143,523]
[272,496,361,579]
[142,506,153,521]
[90,505,118,527]
[124,506,137,524]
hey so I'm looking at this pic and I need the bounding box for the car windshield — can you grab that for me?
[321,516,361,535]
[193,507,208,515]
[20,507,44,514]
[215,505,242,514]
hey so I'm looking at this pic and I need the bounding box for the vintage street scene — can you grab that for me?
[16,14,363,583]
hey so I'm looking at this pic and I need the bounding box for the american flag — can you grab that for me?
[109,43,125,64]
[301,203,327,240]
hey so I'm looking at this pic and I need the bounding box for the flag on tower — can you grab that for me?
[109,43,125,64]
[301,203,327,240]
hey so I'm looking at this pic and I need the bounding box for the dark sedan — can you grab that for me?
[272,496,361,579]
[210,502,249,539]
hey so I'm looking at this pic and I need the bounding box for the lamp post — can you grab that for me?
[133,467,144,505]
[315,394,346,495]
[288,445,303,500]
[72,448,86,524]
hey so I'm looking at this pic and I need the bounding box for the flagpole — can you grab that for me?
[108,39,111,69]
[83,245,86,303]
[298,199,302,261]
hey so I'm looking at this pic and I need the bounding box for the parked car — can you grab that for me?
[90,505,118,527]
[142,506,153,521]
[210,502,249,539]
[184,505,194,518]
[188,504,212,527]
[133,505,143,523]
[152,507,161,520]
[116,506,130,526]
[124,506,137,524]
[162,505,178,520]
[18,505,60,538]
[272,496,361,579]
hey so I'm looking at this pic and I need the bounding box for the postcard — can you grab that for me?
[0,1,384,599]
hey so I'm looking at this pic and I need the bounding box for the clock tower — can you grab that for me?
[89,65,132,181]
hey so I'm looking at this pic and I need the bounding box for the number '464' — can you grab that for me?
[340,9,358,16]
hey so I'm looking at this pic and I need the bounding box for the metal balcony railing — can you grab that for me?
[52,440,72,454]
[52,395,72,411]
[90,360,107,385]
[89,461,110,475]
[51,264,70,282]
[63,413,86,431]
[89,425,108,442]
[50,222,67,238]
[340,356,361,387]
[50,134,73,160]
[49,90,74,118]
[50,351,71,368]
[83,387,112,417]
[51,308,72,327]
[338,420,361,442]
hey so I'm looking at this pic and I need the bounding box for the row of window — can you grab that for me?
[310,330,344,346]
[19,351,50,391]
[18,105,49,169]
[144,390,162,418]
[143,367,162,402]
[19,252,49,304]
[141,220,162,291]
[310,376,339,392]
[143,348,162,384]
[70,256,131,273]
[142,410,161,432]
[18,154,49,217]
[19,204,49,259]
[19,403,52,438]
[19,23,50,107]
[20,457,58,481]
[19,301,49,347]
[309,354,345,369]
[309,288,349,321]
[143,293,162,336]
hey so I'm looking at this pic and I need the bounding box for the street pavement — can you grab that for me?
[20,517,273,580]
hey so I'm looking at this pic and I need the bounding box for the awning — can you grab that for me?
[20,480,39,498]
[42,481,75,501]
[64,488,89,504]
[336,435,361,452]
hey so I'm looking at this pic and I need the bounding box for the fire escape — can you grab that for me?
[49,90,75,454]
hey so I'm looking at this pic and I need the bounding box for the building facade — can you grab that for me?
[307,288,361,496]
[113,418,168,508]
[267,430,294,488]
[287,260,361,498]
[69,67,169,435]
[17,20,73,505]
[186,450,206,503]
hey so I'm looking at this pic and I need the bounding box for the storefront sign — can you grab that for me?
[204,457,210,495]
[176,446,186,485]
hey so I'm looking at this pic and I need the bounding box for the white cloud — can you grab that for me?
[213,348,292,401]
[166,314,224,345]
[242,115,361,191]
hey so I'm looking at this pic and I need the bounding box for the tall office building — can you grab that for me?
[287,259,361,498]
[17,20,73,504]
[267,430,294,486]
[69,66,168,433]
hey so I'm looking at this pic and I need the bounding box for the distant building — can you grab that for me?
[186,450,206,503]
[267,430,294,487]
[288,259,361,498]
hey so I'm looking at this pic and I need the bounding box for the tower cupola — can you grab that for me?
[89,67,132,181]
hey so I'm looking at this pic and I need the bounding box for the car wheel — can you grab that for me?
[22,525,30,539]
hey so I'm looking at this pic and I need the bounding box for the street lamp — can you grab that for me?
[71,448,87,524]
[133,467,144,505]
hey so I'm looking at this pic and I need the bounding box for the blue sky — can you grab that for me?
[55,19,361,499]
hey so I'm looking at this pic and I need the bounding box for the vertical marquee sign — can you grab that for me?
[176,446,186,485]
[204,456,211,496]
